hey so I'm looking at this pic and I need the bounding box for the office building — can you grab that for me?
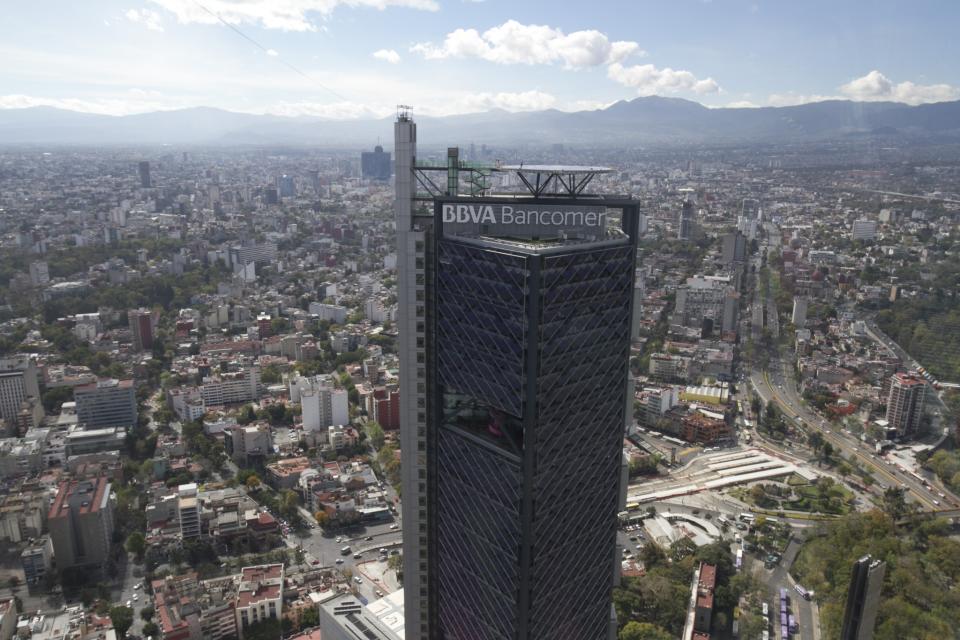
[885,372,926,437]
[235,564,283,639]
[289,376,348,433]
[677,200,694,240]
[139,161,151,188]
[276,174,295,199]
[672,275,739,335]
[791,296,809,328]
[361,145,391,181]
[28,261,49,286]
[129,308,158,352]
[178,483,201,540]
[720,231,746,266]
[225,425,271,466]
[319,590,404,640]
[200,369,261,406]
[841,555,885,640]
[74,378,137,429]
[0,357,40,425]
[395,112,639,639]
[851,219,877,241]
[21,537,53,586]
[47,477,114,570]
[228,242,278,268]
[307,302,348,324]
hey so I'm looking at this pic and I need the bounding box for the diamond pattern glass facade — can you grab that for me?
[430,234,635,640]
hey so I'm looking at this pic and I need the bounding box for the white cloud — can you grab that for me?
[125,8,164,31]
[266,48,279,56]
[149,0,438,32]
[839,70,959,105]
[411,20,641,69]
[607,62,720,95]
[723,100,759,108]
[262,100,393,119]
[372,49,400,64]
[0,91,185,116]
[766,92,837,107]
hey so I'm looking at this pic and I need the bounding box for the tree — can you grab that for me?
[140,606,154,622]
[241,617,282,640]
[126,532,146,560]
[807,430,824,454]
[279,489,299,519]
[109,606,134,638]
[366,420,385,450]
[142,621,159,638]
[246,474,261,491]
[314,511,329,528]
[619,621,673,640]
[299,605,319,629]
[640,541,667,569]
[822,441,834,463]
[882,487,908,521]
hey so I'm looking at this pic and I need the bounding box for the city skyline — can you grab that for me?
[2,0,959,118]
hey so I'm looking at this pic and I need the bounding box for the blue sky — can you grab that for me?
[1,0,958,117]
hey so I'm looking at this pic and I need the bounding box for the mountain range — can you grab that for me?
[1,96,959,147]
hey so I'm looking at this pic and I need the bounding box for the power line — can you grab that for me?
[191,0,349,102]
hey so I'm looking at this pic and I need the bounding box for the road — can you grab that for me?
[751,358,949,512]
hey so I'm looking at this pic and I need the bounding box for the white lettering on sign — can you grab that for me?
[442,204,496,224]
[442,204,607,227]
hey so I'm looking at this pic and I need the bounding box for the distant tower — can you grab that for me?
[791,296,808,328]
[276,174,295,199]
[128,308,157,352]
[677,200,694,241]
[138,161,151,188]
[361,144,392,181]
[841,555,885,640]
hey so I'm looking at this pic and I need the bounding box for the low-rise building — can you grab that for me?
[236,565,284,638]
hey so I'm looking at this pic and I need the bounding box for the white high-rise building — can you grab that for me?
[178,483,201,539]
[395,109,432,638]
[289,375,348,431]
[851,219,877,241]
[791,296,809,328]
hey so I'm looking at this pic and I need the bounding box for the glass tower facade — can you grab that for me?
[429,222,637,639]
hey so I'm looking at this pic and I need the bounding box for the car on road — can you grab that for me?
[336,536,342,543]
[365,536,374,541]
[389,524,398,530]
[353,554,362,559]
[354,576,363,584]
[311,560,320,565]
[375,590,383,597]
[335,558,344,564]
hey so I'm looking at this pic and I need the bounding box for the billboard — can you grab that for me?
[440,202,608,239]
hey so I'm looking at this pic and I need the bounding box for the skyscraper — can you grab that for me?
[841,555,885,640]
[396,112,640,639]
[138,161,151,188]
[362,144,392,181]
[791,296,809,328]
[678,199,694,240]
[129,307,157,352]
[885,372,926,437]
[47,477,114,570]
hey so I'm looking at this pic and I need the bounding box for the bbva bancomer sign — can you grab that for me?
[441,202,608,239]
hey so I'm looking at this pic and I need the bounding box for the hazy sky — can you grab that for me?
[2,0,958,117]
